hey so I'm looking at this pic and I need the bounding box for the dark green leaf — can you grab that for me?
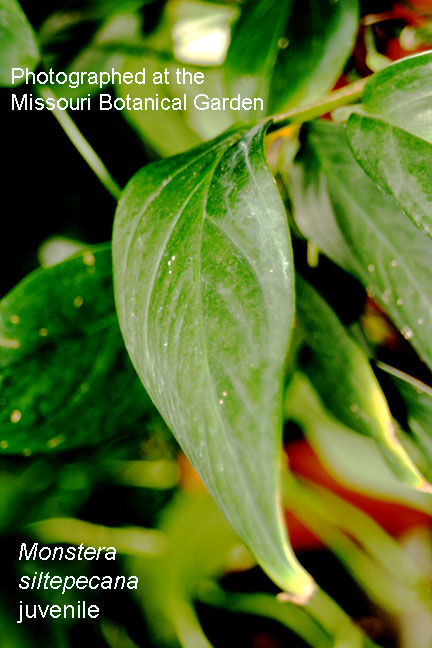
[296,276,429,490]
[0,246,152,455]
[113,124,314,598]
[290,121,432,373]
[346,52,432,238]
[226,0,294,112]
[226,0,358,115]
[269,0,359,113]
[0,0,40,87]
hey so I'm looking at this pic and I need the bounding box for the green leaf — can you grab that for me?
[0,0,40,86]
[226,0,358,115]
[47,13,141,100]
[346,51,432,238]
[295,276,429,490]
[269,0,359,113]
[113,124,314,598]
[290,121,432,373]
[378,363,432,477]
[285,374,432,513]
[226,0,294,112]
[114,1,236,156]
[130,492,243,648]
[0,246,152,455]
[116,55,203,157]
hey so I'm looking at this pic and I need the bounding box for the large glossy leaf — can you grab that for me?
[0,0,40,86]
[346,52,432,238]
[226,0,358,115]
[295,276,428,490]
[113,124,314,598]
[290,121,432,373]
[0,246,152,454]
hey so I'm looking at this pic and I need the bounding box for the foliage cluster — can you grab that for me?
[3,1,432,646]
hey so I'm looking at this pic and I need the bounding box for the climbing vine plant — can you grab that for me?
[2,1,432,646]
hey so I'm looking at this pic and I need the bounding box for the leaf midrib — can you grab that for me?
[196,136,289,567]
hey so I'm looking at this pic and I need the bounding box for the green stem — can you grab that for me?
[38,87,121,201]
[289,477,425,591]
[283,473,430,615]
[26,517,168,557]
[267,77,368,130]
[305,587,368,648]
[199,582,377,648]
[198,583,333,648]
[169,596,213,648]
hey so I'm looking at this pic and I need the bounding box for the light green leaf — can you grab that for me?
[130,492,243,648]
[115,1,235,156]
[290,121,432,373]
[226,0,358,115]
[378,363,432,477]
[346,51,432,238]
[113,124,314,598]
[0,0,40,86]
[285,374,432,513]
[116,55,203,157]
[296,276,429,490]
[0,246,152,454]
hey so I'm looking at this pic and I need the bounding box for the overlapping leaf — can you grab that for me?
[113,124,314,598]
[285,374,432,512]
[346,52,432,238]
[0,0,40,86]
[290,122,432,373]
[296,276,428,490]
[0,246,152,454]
[378,363,432,477]
[226,0,358,115]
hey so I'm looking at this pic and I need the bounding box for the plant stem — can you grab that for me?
[305,587,372,648]
[283,473,427,615]
[38,87,122,201]
[27,517,168,557]
[198,583,333,648]
[267,77,369,130]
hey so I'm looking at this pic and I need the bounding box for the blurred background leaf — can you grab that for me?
[0,246,153,454]
[0,0,40,86]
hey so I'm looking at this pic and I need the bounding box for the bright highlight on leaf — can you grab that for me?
[113,124,315,599]
[346,51,432,238]
[378,363,432,481]
[295,277,430,492]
